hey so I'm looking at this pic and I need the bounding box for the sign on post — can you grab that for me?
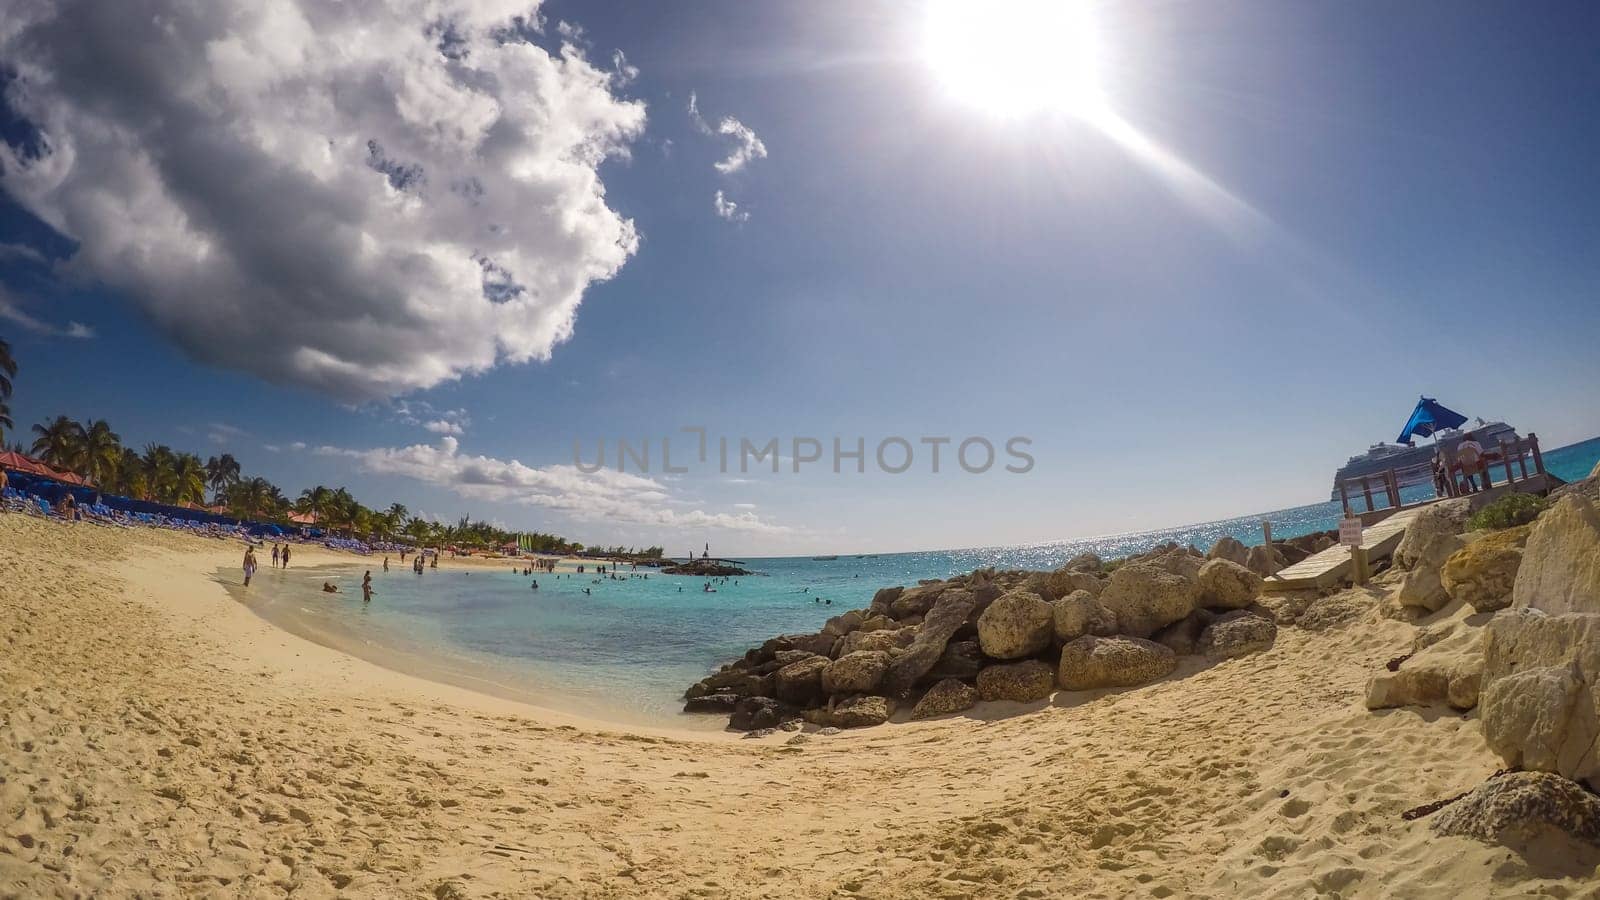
[1339,517,1364,548]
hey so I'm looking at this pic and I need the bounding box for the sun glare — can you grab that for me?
[923,0,1105,119]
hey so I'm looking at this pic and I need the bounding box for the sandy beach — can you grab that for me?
[2,514,1594,898]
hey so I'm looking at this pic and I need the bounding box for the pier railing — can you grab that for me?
[1338,432,1550,517]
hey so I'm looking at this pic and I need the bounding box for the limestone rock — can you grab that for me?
[1481,608,1600,788]
[683,693,740,714]
[1057,635,1177,691]
[1153,608,1215,656]
[977,591,1054,660]
[1152,548,1205,581]
[729,697,795,732]
[879,590,980,697]
[1432,772,1600,849]
[891,584,947,619]
[1481,665,1582,773]
[1096,564,1200,638]
[837,626,916,658]
[829,695,893,728]
[1198,558,1263,610]
[1364,622,1484,711]
[923,640,984,682]
[1397,532,1467,612]
[1062,551,1102,572]
[774,656,830,705]
[821,651,890,695]
[1441,525,1530,613]
[1394,498,1472,569]
[975,660,1056,702]
[1206,535,1250,566]
[1198,610,1278,659]
[1047,568,1105,599]
[767,632,836,657]
[1244,544,1284,577]
[911,679,978,719]
[821,609,866,637]
[1512,494,1600,615]
[1052,590,1119,643]
[869,586,904,617]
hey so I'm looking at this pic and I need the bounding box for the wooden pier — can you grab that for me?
[1262,505,1431,593]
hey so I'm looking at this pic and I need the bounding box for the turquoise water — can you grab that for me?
[240,436,1600,725]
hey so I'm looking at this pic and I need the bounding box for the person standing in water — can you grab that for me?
[281,544,291,568]
[271,544,280,568]
[243,546,258,586]
[361,571,373,603]
[383,556,389,572]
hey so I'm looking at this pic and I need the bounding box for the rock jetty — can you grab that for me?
[663,558,752,576]
[683,539,1277,730]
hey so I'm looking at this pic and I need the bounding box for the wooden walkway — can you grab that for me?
[1262,504,1432,593]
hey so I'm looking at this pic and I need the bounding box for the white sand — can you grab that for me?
[2,514,1593,898]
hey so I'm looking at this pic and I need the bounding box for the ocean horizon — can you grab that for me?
[233,435,1600,726]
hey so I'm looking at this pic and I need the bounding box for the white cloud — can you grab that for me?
[206,422,249,445]
[289,441,308,452]
[0,243,47,265]
[319,436,790,535]
[262,444,282,453]
[687,92,767,174]
[713,190,748,222]
[712,117,767,174]
[423,419,464,436]
[611,49,638,87]
[0,284,93,339]
[0,0,647,400]
[392,399,470,435]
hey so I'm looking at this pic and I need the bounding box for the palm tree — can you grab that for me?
[227,476,285,519]
[141,444,177,501]
[0,337,15,399]
[296,485,333,524]
[116,447,148,499]
[31,416,86,471]
[172,453,207,505]
[81,419,122,486]
[204,453,241,501]
[0,399,11,446]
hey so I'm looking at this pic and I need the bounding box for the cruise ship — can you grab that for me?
[1328,397,1520,500]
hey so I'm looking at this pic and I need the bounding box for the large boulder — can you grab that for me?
[729,697,796,731]
[821,609,867,637]
[1243,544,1283,577]
[1052,590,1119,643]
[1061,551,1102,572]
[1393,498,1472,570]
[774,656,831,705]
[1432,772,1600,849]
[1512,494,1600,615]
[976,591,1054,659]
[1046,568,1105,599]
[1198,558,1263,610]
[890,584,948,619]
[1152,548,1204,581]
[1396,532,1467,612]
[869,586,904,617]
[1441,525,1530,613]
[879,590,979,697]
[1206,536,1250,566]
[837,626,916,657]
[1481,665,1582,773]
[1480,609,1600,788]
[828,695,894,729]
[683,692,741,714]
[1095,564,1200,638]
[911,678,978,719]
[1198,610,1278,659]
[923,640,984,682]
[766,632,837,657]
[821,651,890,695]
[1153,608,1215,656]
[1364,622,1484,711]
[975,660,1056,702]
[1057,636,1177,691]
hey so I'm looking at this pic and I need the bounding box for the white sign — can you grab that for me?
[1339,517,1364,547]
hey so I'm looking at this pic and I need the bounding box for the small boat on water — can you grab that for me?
[811,555,839,561]
[1329,396,1520,500]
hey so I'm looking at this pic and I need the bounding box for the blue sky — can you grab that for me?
[2,0,1597,555]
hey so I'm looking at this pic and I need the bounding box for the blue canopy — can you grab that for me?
[1397,396,1468,443]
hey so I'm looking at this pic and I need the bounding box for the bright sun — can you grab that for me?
[923,0,1105,119]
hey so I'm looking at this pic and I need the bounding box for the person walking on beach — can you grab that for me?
[362,571,373,603]
[383,556,389,572]
[243,547,258,587]
[281,544,291,568]
[272,544,280,568]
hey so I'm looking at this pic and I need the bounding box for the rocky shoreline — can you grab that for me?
[684,464,1600,854]
[683,538,1290,732]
